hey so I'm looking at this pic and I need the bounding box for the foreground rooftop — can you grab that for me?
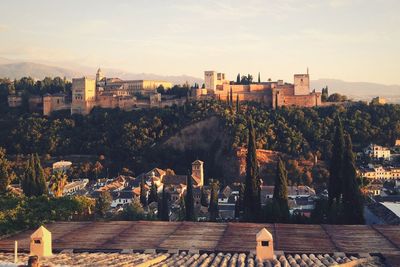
[0,251,385,267]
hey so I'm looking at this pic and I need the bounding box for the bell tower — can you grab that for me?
[191,160,204,186]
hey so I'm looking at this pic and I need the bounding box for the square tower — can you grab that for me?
[294,74,310,95]
[204,71,227,91]
[71,77,96,115]
[191,160,204,187]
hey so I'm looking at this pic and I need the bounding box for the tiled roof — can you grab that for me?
[0,252,384,267]
[1,221,400,256]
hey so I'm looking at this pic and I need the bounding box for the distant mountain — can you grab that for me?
[311,79,400,103]
[0,60,203,85]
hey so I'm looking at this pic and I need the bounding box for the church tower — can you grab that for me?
[96,68,104,85]
[191,160,204,186]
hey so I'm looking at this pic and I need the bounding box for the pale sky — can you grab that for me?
[0,0,399,84]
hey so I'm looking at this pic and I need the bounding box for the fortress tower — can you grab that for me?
[96,68,104,85]
[293,69,310,95]
[191,160,204,187]
[71,77,96,115]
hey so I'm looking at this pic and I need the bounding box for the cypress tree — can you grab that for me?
[34,153,47,196]
[273,157,290,222]
[0,148,12,194]
[208,180,219,222]
[229,88,233,107]
[200,187,208,207]
[328,117,345,207]
[148,181,158,204]
[342,134,365,224]
[258,72,261,83]
[160,186,170,221]
[185,173,195,221]
[236,73,241,84]
[236,94,240,113]
[22,155,36,197]
[140,177,147,207]
[243,118,261,222]
[234,184,244,219]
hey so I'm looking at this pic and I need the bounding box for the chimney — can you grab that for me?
[256,228,274,261]
[30,226,52,258]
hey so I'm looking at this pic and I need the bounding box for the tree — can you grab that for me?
[95,191,112,218]
[80,162,92,178]
[229,88,233,107]
[236,73,241,84]
[93,161,103,180]
[208,180,219,222]
[0,148,13,193]
[328,117,345,207]
[33,154,47,196]
[159,186,170,221]
[21,155,36,197]
[49,171,68,197]
[185,173,195,221]
[236,95,240,113]
[124,197,145,220]
[342,134,364,224]
[272,157,290,222]
[321,86,329,102]
[258,72,261,83]
[234,184,244,219]
[140,177,147,207]
[148,181,158,204]
[200,187,208,207]
[243,118,261,222]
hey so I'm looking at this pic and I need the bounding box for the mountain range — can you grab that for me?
[0,58,399,103]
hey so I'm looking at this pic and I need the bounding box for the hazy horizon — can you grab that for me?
[1,0,399,85]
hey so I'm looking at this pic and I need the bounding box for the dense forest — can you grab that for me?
[0,99,399,181]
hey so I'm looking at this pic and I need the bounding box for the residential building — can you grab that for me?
[63,179,89,195]
[360,165,400,180]
[364,144,391,160]
[7,94,22,107]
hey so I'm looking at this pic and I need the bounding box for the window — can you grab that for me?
[261,241,269,246]
[34,239,41,244]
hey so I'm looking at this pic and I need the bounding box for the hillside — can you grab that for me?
[311,79,400,103]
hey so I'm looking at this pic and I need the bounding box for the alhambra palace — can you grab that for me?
[35,68,322,115]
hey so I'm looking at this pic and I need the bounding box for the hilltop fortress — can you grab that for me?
[193,70,322,108]
[10,69,323,115]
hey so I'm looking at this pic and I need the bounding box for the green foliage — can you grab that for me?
[271,157,290,222]
[95,191,112,219]
[234,184,244,219]
[148,181,158,204]
[328,117,345,206]
[0,194,94,235]
[208,180,219,222]
[327,93,347,102]
[0,148,13,193]
[49,171,68,197]
[21,154,47,197]
[243,118,261,222]
[185,173,195,221]
[140,177,148,207]
[342,134,365,224]
[123,197,145,221]
[159,186,170,221]
[200,187,208,207]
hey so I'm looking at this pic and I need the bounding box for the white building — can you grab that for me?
[63,179,89,195]
[52,160,72,173]
[360,166,400,180]
[364,144,391,160]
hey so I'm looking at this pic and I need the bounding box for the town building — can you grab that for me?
[197,70,322,108]
[52,160,72,173]
[7,94,22,107]
[364,144,391,160]
[63,179,89,195]
[359,165,400,180]
[43,93,70,116]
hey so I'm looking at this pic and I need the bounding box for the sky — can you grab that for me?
[0,0,399,84]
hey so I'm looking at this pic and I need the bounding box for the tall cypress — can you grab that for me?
[273,157,290,222]
[185,173,195,221]
[140,177,147,207]
[148,181,158,204]
[160,186,170,221]
[236,73,241,84]
[342,134,365,224]
[258,72,261,83]
[243,118,261,222]
[328,116,345,207]
[236,94,240,113]
[34,154,47,196]
[229,88,233,107]
[22,154,36,197]
[208,180,219,222]
[0,148,12,193]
